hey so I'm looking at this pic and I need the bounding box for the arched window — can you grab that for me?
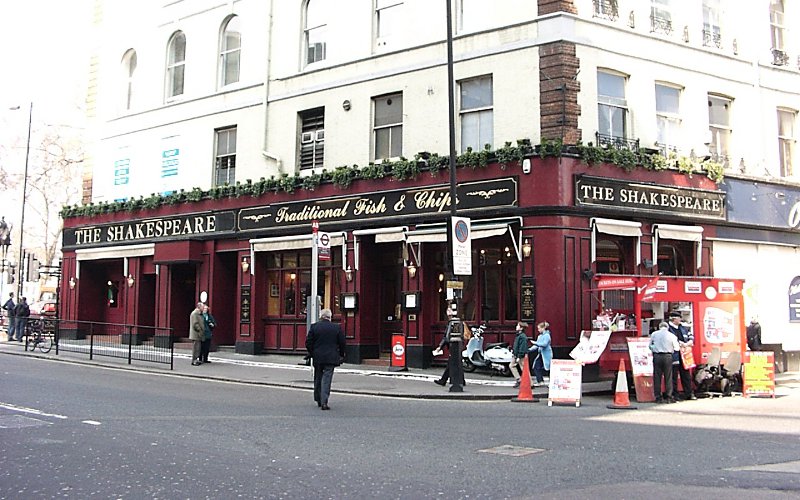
[121,49,137,111]
[166,31,186,99]
[595,238,625,274]
[219,16,241,87]
[304,0,327,66]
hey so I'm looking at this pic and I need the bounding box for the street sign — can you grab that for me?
[318,231,331,261]
[311,219,319,233]
[452,216,472,275]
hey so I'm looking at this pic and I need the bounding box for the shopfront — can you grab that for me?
[60,156,750,371]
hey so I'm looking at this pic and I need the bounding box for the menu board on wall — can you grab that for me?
[240,286,251,325]
[520,277,535,322]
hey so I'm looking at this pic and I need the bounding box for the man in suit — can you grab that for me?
[189,302,205,366]
[305,308,346,410]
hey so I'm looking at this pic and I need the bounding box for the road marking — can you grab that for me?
[82,420,102,426]
[477,444,545,457]
[728,460,800,474]
[0,415,52,429]
[0,402,68,419]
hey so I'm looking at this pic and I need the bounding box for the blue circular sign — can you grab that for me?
[454,220,469,243]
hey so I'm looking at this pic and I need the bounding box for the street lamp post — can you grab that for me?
[11,102,33,298]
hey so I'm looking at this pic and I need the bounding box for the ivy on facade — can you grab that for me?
[60,140,724,219]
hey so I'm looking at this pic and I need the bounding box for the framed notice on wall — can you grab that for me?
[520,277,535,322]
[240,286,251,324]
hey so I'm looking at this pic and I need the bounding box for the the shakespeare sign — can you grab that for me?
[575,175,726,220]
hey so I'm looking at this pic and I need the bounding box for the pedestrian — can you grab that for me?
[3,292,16,342]
[746,318,762,351]
[13,297,30,342]
[201,304,216,363]
[432,303,466,387]
[305,308,346,410]
[528,321,553,386]
[668,311,696,400]
[189,302,205,366]
[650,321,678,403]
[509,321,530,388]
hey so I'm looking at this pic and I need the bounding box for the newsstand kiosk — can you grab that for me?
[590,275,747,380]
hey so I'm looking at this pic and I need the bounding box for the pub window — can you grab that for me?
[595,238,625,274]
[657,242,688,276]
[652,224,703,274]
[265,249,342,318]
[591,218,641,274]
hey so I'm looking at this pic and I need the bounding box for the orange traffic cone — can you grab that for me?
[607,358,637,410]
[511,354,539,403]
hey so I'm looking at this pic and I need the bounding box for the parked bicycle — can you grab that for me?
[25,320,53,353]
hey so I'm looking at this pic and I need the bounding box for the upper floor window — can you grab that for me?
[215,127,237,186]
[770,1,789,65]
[778,109,796,177]
[702,0,722,48]
[166,31,186,99]
[597,71,628,144]
[304,0,327,66]
[299,107,325,170]
[458,0,494,33]
[655,83,681,153]
[459,75,493,152]
[373,93,403,160]
[650,0,672,35]
[593,0,619,22]
[219,16,241,87]
[121,49,137,111]
[376,0,402,47]
[708,94,732,166]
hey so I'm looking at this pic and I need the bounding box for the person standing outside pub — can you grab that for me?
[509,322,530,388]
[305,308,346,410]
[189,302,205,366]
[3,292,16,341]
[668,311,696,400]
[13,297,30,342]
[528,321,553,386]
[650,321,677,403]
[201,304,216,363]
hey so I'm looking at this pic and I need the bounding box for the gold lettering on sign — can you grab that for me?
[354,197,387,216]
[101,215,217,244]
[414,191,452,212]
[274,201,351,223]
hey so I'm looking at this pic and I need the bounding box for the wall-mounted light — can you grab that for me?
[407,263,417,279]
[344,266,353,282]
[126,274,135,288]
[69,276,76,289]
[522,239,532,258]
[241,256,250,273]
[290,272,297,281]
[582,269,595,281]
[438,273,445,282]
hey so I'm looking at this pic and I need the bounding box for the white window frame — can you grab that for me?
[219,16,241,88]
[375,0,403,49]
[590,218,642,266]
[166,31,186,100]
[652,224,703,269]
[373,93,403,160]
[457,0,493,33]
[702,0,722,48]
[597,70,628,142]
[770,0,786,52]
[459,75,494,153]
[650,0,672,33]
[708,94,732,164]
[121,49,137,112]
[778,108,796,177]
[304,0,327,67]
[214,127,237,187]
[655,83,681,153]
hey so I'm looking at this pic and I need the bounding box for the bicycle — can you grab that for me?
[25,320,53,353]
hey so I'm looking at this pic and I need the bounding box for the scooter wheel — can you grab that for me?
[462,359,477,372]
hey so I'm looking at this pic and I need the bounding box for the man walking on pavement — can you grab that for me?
[305,308,346,410]
[13,297,30,342]
[189,302,205,366]
[3,292,16,341]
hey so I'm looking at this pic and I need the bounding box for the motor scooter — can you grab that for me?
[461,323,514,376]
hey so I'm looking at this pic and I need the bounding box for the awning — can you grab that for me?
[353,227,408,271]
[405,218,522,261]
[76,243,155,261]
[653,224,704,268]
[250,233,346,252]
[590,218,642,265]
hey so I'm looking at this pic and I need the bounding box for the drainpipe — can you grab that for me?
[261,0,283,174]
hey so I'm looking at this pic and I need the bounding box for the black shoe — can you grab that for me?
[434,379,446,386]
[513,380,520,388]
[191,361,201,366]
[203,359,211,363]
[320,404,330,410]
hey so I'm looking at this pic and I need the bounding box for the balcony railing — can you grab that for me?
[772,48,790,66]
[650,15,673,35]
[593,0,618,21]
[708,152,730,168]
[702,29,722,49]
[596,133,640,152]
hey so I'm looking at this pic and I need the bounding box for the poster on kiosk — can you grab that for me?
[590,275,747,390]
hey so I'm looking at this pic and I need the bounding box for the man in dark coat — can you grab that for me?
[305,308,346,410]
[668,311,696,400]
[13,297,30,342]
[746,319,762,351]
[3,292,16,341]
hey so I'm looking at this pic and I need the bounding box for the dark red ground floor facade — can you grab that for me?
[60,156,732,370]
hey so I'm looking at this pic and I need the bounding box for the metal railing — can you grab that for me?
[595,133,640,151]
[45,318,175,370]
[592,0,618,21]
[650,15,672,35]
[702,29,722,49]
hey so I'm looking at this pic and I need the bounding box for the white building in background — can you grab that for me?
[84,0,799,362]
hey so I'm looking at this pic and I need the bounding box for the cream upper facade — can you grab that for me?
[88,0,798,202]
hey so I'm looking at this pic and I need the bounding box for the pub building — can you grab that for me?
[59,154,732,374]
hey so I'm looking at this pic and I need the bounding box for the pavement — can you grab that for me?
[2,333,798,402]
